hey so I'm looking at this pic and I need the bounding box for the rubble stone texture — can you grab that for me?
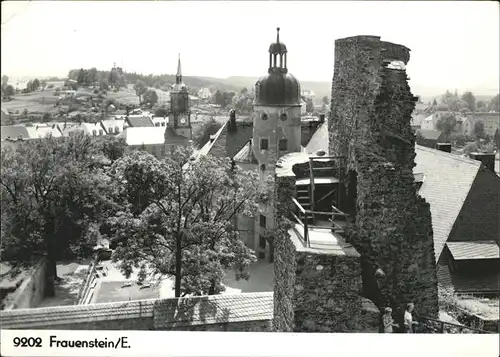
[328,35,439,319]
[273,164,377,332]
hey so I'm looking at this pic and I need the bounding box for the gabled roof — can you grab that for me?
[100,118,125,134]
[27,126,63,139]
[117,127,166,146]
[0,126,30,141]
[206,119,253,159]
[446,241,499,261]
[304,121,328,155]
[419,129,443,141]
[126,116,154,127]
[233,140,258,164]
[414,145,482,260]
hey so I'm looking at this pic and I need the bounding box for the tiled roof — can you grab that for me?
[164,128,190,144]
[446,241,499,260]
[126,116,154,127]
[0,299,155,329]
[305,121,328,155]
[154,292,273,329]
[27,126,62,139]
[0,292,274,330]
[414,145,481,260]
[0,126,30,141]
[437,263,500,294]
[233,140,258,164]
[117,127,166,146]
[206,119,254,159]
[419,129,443,141]
[101,119,125,134]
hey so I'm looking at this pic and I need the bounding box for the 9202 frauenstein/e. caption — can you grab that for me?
[12,336,131,349]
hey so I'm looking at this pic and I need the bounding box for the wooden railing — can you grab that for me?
[290,199,349,248]
[417,316,496,334]
[307,156,347,225]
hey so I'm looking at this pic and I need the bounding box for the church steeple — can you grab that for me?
[176,53,182,85]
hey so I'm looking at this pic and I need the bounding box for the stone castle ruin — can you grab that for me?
[273,36,438,332]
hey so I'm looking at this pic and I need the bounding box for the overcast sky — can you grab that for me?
[1,1,499,94]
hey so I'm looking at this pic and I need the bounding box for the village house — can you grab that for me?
[100,118,126,135]
[416,129,446,149]
[117,126,167,159]
[63,122,107,137]
[462,112,500,138]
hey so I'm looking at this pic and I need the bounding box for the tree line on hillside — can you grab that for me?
[429,90,499,113]
[1,134,269,300]
[1,75,47,99]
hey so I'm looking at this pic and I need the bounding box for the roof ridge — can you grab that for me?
[416,145,482,166]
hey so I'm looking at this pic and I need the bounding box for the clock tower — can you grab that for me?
[168,54,192,139]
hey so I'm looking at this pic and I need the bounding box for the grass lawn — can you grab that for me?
[2,91,59,113]
[93,281,160,304]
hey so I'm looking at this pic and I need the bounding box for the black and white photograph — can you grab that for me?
[0,1,499,356]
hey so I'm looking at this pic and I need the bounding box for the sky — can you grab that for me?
[1,1,499,95]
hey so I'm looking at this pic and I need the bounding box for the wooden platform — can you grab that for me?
[296,177,339,185]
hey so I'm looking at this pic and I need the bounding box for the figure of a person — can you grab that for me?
[404,303,419,333]
[382,307,399,333]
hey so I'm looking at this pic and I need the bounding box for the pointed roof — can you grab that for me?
[176,53,182,84]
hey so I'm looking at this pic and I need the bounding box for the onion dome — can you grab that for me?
[254,28,301,107]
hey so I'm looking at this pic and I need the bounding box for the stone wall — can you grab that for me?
[328,36,439,319]
[2,258,48,310]
[273,153,376,333]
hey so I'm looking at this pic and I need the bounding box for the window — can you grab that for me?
[279,139,287,151]
[155,123,160,127]
[152,146,157,157]
[92,130,97,136]
[108,127,112,133]
[280,113,287,121]
[260,214,267,229]
[261,113,268,120]
[161,145,166,156]
[260,164,266,171]
[161,122,166,126]
[260,138,269,150]
[115,126,119,133]
[259,235,267,249]
[99,129,103,136]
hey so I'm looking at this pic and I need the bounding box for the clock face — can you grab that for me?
[180,117,186,124]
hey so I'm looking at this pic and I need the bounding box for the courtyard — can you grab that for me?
[37,258,274,306]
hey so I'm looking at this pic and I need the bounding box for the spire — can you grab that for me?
[276,27,280,43]
[176,53,182,84]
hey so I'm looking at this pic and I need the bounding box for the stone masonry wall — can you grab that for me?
[273,154,374,333]
[293,250,363,332]
[328,36,439,319]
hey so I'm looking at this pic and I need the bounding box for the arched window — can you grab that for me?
[261,113,268,121]
[280,113,287,121]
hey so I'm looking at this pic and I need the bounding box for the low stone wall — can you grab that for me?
[76,256,99,305]
[0,292,274,331]
[2,258,48,311]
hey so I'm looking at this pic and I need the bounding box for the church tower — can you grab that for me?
[253,28,302,178]
[168,54,192,139]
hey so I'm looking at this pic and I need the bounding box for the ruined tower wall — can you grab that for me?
[329,36,439,318]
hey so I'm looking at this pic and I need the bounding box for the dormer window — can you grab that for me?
[280,113,287,121]
[261,113,268,121]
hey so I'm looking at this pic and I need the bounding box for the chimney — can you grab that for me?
[229,109,236,125]
[319,114,325,123]
[469,152,496,173]
[435,143,451,153]
[209,134,216,143]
